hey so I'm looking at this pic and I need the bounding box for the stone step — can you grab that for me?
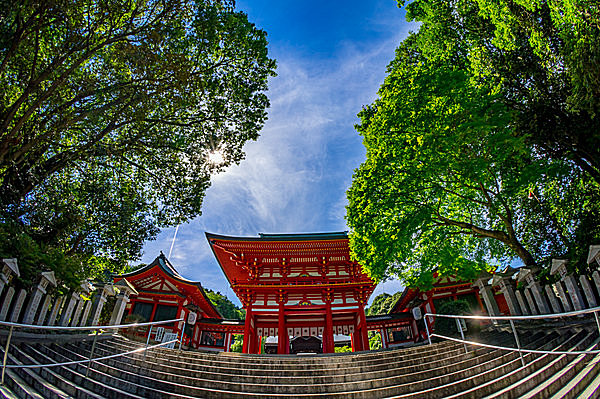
[78,342,491,383]
[34,333,553,398]
[9,343,139,399]
[89,345,474,376]
[2,349,73,399]
[109,335,466,367]
[35,341,489,395]
[418,329,589,399]
[0,327,568,399]
[553,344,600,399]
[574,361,600,399]
[0,383,22,399]
[0,367,46,399]
[57,341,506,387]
[102,331,522,372]
[518,335,599,398]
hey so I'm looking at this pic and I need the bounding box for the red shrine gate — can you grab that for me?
[207,232,377,354]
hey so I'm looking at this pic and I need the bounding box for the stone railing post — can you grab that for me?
[89,284,115,326]
[36,294,54,325]
[47,295,66,326]
[9,288,27,322]
[553,281,572,312]
[0,259,19,298]
[515,290,530,315]
[0,286,16,321]
[579,275,597,308]
[22,271,57,324]
[69,281,93,326]
[491,275,521,316]
[58,291,80,326]
[473,274,499,322]
[109,279,138,326]
[544,285,562,313]
[517,268,550,314]
[587,245,600,267]
[551,259,586,310]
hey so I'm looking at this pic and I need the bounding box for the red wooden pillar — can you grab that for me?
[223,332,230,352]
[380,328,387,349]
[249,328,258,354]
[278,302,288,354]
[358,303,369,351]
[243,305,252,354]
[324,301,334,353]
[350,332,356,352]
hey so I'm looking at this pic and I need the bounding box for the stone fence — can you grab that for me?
[0,259,136,328]
[1,245,600,330]
[473,245,600,318]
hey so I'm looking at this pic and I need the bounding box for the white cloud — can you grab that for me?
[141,20,415,305]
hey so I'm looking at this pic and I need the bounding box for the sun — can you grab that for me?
[207,149,225,165]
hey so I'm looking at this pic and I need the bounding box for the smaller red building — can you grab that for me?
[389,273,500,341]
[114,253,226,349]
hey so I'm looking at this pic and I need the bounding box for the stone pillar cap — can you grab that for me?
[489,274,511,287]
[588,245,600,265]
[94,282,116,296]
[114,278,138,295]
[40,271,57,287]
[1,258,20,277]
[516,267,534,282]
[80,280,94,294]
[550,259,568,276]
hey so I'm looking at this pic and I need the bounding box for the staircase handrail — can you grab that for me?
[424,306,600,366]
[0,317,183,331]
[0,317,185,385]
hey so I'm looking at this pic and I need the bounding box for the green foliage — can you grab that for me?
[346,0,600,288]
[230,334,243,353]
[402,0,600,182]
[205,289,244,320]
[334,345,352,353]
[434,299,471,337]
[368,330,382,350]
[0,221,125,290]
[0,0,276,280]
[366,291,405,315]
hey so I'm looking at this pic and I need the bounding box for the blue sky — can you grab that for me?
[141,1,417,306]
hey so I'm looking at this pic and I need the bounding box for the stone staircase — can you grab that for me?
[1,327,599,398]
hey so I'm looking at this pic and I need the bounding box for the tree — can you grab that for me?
[366,293,391,316]
[0,0,276,284]
[366,291,405,315]
[400,0,600,182]
[205,289,244,320]
[346,19,597,288]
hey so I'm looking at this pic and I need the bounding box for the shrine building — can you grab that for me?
[114,253,230,350]
[207,232,379,354]
[117,232,496,354]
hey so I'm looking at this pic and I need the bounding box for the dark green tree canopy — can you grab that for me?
[0,0,276,287]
